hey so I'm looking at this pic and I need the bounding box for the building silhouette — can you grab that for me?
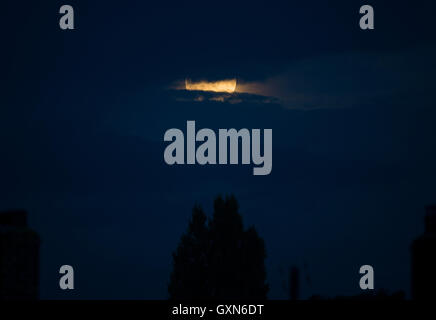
[411,205,436,300]
[0,210,40,300]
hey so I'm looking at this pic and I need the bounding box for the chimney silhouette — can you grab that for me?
[0,210,40,300]
[289,266,299,300]
[411,205,436,300]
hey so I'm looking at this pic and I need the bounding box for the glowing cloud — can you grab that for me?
[185,79,237,93]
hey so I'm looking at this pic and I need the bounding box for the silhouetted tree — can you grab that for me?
[168,195,268,300]
[168,206,209,299]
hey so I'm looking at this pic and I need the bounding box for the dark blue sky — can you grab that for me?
[2,0,436,299]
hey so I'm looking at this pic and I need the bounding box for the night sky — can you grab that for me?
[2,0,436,299]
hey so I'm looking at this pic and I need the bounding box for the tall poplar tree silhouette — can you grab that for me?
[169,195,268,299]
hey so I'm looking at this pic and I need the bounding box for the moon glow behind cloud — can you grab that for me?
[185,79,237,93]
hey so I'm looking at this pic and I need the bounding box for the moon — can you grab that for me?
[185,79,237,93]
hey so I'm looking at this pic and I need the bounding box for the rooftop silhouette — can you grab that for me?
[0,210,40,300]
[411,205,436,300]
